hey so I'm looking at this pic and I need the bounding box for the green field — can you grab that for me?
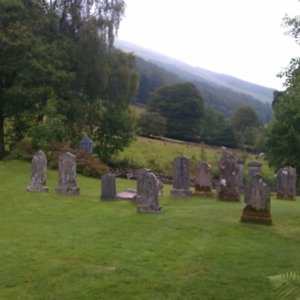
[0,160,299,299]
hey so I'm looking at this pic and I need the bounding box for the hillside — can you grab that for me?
[116,40,273,123]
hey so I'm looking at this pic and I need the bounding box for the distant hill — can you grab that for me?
[116,40,274,123]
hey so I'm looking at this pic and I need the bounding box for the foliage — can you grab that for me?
[268,272,300,300]
[136,111,167,137]
[148,82,204,140]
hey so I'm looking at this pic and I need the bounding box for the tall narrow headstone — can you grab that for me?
[193,162,213,196]
[276,166,297,200]
[26,150,48,192]
[136,169,162,213]
[248,161,262,182]
[240,173,272,225]
[55,152,80,195]
[237,158,244,193]
[217,151,240,201]
[100,174,116,200]
[170,156,192,197]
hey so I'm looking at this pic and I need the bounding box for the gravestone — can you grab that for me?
[100,174,116,200]
[79,136,93,153]
[135,169,162,213]
[55,152,80,195]
[193,162,213,196]
[248,161,262,182]
[238,158,244,193]
[241,173,272,225]
[217,151,240,201]
[170,156,192,197]
[26,150,48,192]
[276,166,296,200]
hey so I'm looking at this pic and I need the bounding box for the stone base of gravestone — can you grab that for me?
[137,202,162,213]
[217,187,240,202]
[193,188,214,197]
[116,189,137,200]
[240,205,272,225]
[27,186,49,193]
[276,192,295,200]
[55,186,80,196]
[170,189,192,198]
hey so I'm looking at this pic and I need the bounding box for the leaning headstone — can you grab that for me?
[241,173,272,225]
[170,156,192,197]
[136,169,162,213]
[248,161,262,182]
[276,166,297,200]
[55,152,80,195]
[79,136,93,153]
[100,174,116,200]
[26,150,48,192]
[193,162,213,196]
[217,151,240,201]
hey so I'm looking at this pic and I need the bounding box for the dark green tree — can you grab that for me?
[148,82,204,140]
[136,111,167,137]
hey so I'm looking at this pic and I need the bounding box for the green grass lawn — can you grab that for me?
[1,160,299,299]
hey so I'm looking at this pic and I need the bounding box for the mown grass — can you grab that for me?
[0,160,299,299]
[112,136,273,181]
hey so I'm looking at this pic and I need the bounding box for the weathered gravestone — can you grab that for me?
[237,158,244,193]
[276,166,297,200]
[240,173,272,225]
[217,151,240,201]
[79,136,93,153]
[170,156,192,197]
[26,150,48,192]
[193,162,213,196]
[100,174,116,200]
[248,161,262,182]
[55,152,80,195]
[135,169,162,213]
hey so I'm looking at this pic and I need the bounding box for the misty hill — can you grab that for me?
[116,40,273,123]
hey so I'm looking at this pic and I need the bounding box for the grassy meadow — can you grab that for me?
[1,159,300,299]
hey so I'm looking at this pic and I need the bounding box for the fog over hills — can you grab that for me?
[116,39,274,123]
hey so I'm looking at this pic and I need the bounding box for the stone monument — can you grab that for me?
[248,161,262,183]
[240,173,272,225]
[26,150,48,192]
[100,174,116,200]
[55,152,80,195]
[193,162,213,196]
[217,151,240,201]
[276,166,297,200]
[170,156,192,197]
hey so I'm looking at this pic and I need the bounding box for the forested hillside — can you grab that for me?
[116,40,273,123]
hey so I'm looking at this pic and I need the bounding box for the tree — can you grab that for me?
[265,11,300,173]
[147,82,204,140]
[136,111,167,137]
[231,106,261,146]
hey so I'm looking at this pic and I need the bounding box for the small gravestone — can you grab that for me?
[26,150,48,192]
[217,151,240,201]
[193,162,213,196]
[276,166,297,200]
[55,152,80,195]
[248,161,262,182]
[238,158,244,193]
[100,174,116,200]
[79,136,93,153]
[241,173,272,225]
[135,169,162,213]
[170,156,192,197]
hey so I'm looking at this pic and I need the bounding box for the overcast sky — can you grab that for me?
[118,0,300,89]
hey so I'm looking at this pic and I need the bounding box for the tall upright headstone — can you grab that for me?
[237,158,244,193]
[79,136,93,153]
[193,162,213,196]
[55,152,80,195]
[136,169,162,213]
[26,150,48,192]
[217,151,240,201]
[248,161,262,183]
[240,173,272,225]
[276,166,297,200]
[170,156,192,197]
[100,174,116,200]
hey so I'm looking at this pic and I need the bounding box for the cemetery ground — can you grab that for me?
[1,160,300,299]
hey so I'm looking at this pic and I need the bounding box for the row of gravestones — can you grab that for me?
[27,150,297,225]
